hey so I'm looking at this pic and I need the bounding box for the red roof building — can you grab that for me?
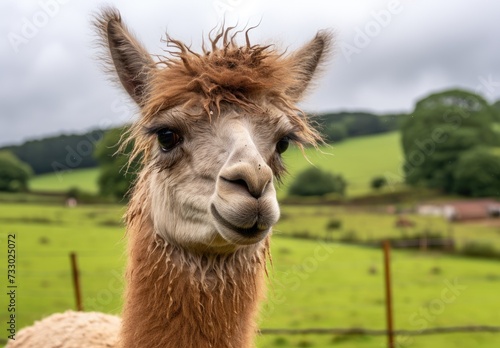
[417,199,500,221]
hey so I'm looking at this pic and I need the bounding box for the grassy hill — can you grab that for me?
[27,131,404,198]
[280,131,403,197]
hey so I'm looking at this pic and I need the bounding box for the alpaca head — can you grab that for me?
[96,8,331,254]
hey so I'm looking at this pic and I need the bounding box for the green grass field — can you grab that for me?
[26,131,404,198]
[276,206,500,250]
[1,202,499,347]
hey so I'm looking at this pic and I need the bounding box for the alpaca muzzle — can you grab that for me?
[210,193,279,246]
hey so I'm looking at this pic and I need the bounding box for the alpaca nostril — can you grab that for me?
[232,179,249,191]
[221,177,247,190]
[220,176,263,199]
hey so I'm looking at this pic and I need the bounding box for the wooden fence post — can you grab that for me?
[70,252,83,311]
[383,240,395,348]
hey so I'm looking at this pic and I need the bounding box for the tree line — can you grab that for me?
[1,89,499,198]
[316,111,405,143]
[1,130,104,175]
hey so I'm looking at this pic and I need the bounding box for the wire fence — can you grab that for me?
[259,325,500,336]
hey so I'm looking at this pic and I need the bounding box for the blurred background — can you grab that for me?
[1,1,499,347]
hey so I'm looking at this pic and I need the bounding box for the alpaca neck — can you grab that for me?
[120,212,268,348]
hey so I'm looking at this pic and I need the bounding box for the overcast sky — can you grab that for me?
[1,0,499,146]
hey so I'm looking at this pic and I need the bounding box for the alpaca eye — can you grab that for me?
[157,129,182,152]
[276,136,290,154]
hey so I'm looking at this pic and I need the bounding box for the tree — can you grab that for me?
[371,176,387,190]
[325,218,342,241]
[379,113,408,131]
[342,113,384,137]
[401,89,497,193]
[288,167,346,197]
[453,148,500,197]
[315,111,400,141]
[0,151,33,192]
[324,123,348,143]
[94,127,139,200]
[492,100,500,122]
[66,187,81,200]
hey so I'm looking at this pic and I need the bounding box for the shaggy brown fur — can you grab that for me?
[145,33,315,117]
[95,7,329,167]
[121,172,269,348]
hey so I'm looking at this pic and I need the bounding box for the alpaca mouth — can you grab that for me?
[211,204,265,238]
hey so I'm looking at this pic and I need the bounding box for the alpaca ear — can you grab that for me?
[94,7,156,106]
[286,31,333,102]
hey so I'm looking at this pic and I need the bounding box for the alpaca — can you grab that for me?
[7,311,120,347]
[8,7,331,348]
